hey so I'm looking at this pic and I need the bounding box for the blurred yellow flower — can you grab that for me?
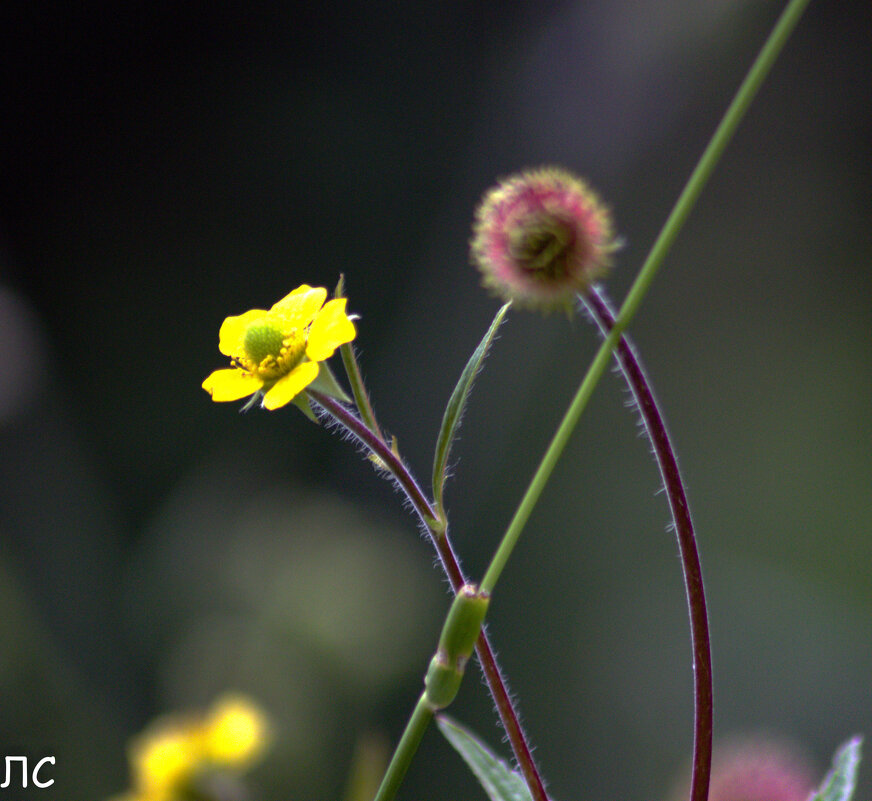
[113,694,271,801]
[202,285,356,410]
[202,694,270,767]
[129,723,199,800]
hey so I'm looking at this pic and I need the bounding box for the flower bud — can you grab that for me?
[471,167,615,310]
[669,736,816,801]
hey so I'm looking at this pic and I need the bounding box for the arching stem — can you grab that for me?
[580,286,712,801]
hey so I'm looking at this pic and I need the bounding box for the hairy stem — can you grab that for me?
[335,276,385,439]
[340,341,386,443]
[432,536,549,801]
[308,391,435,528]
[308,390,550,801]
[581,286,712,801]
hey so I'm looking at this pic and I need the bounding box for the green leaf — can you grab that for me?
[292,392,318,422]
[436,715,532,801]
[307,360,352,403]
[335,275,385,440]
[432,303,510,514]
[809,736,863,801]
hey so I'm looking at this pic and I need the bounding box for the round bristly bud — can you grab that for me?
[707,739,816,801]
[471,167,615,310]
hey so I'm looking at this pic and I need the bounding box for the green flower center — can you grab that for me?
[243,322,286,365]
[242,320,306,379]
[509,215,579,281]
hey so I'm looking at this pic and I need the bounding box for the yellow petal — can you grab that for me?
[130,723,202,795]
[202,694,270,767]
[270,286,327,327]
[218,309,267,357]
[262,361,319,410]
[202,369,263,401]
[306,298,356,361]
[273,284,314,302]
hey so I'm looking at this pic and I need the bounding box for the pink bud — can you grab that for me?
[471,167,615,310]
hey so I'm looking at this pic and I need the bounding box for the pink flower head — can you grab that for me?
[670,737,817,801]
[707,739,816,801]
[471,167,615,310]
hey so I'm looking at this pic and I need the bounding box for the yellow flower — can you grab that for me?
[202,285,356,410]
[128,720,201,800]
[113,694,272,801]
[202,694,271,767]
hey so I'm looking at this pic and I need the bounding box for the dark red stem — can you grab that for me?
[580,286,712,801]
[309,390,551,801]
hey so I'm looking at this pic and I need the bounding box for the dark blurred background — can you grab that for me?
[0,1,870,799]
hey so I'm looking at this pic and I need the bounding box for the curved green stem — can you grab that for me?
[481,0,812,593]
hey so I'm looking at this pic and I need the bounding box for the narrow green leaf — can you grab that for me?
[432,303,510,515]
[335,274,384,440]
[809,736,863,801]
[436,715,532,801]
